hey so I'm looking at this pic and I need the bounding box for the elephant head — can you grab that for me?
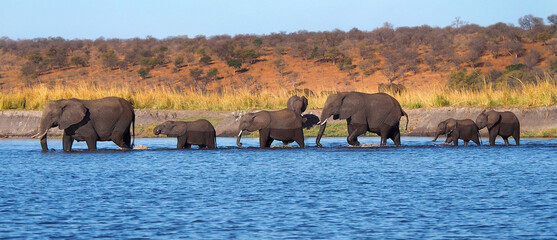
[315,93,359,147]
[153,121,187,137]
[476,110,501,130]
[287,95,308,116]
[432,118,457,142]
[236,111,271,147]
[33,99,87,152]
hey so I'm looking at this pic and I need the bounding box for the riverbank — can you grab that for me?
[1,107,556,138]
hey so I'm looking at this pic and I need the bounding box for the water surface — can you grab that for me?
[1,137,556,239]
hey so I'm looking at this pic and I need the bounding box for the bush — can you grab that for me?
[505,63,527,72]
[137,67,150,79]
[227,58,242,70]
[548,57,557,74]
[446,68,482,90]
[199,55,212,65]
[337,57,355,71]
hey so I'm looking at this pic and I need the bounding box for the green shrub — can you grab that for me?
[137,67,150,79]
[505,63,527,72]
[446,68,482,90]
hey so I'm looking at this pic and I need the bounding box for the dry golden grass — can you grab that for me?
[1,75,556,110]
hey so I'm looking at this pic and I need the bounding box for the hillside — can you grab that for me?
[1,22,557,95]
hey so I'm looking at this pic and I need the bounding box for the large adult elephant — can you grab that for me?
[316,92,408,147]
[236,109,304,148]
[33,97,135,152]
[475,110,520,145]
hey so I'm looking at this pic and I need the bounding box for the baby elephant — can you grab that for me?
[153,120,216,149]
[432,118,481,146]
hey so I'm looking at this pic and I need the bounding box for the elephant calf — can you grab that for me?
[432,118,481,146]
[476,110,520,146]
[153,120,216,149]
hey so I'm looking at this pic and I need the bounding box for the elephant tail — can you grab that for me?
[402,110,409,131]
[131,116,135,149]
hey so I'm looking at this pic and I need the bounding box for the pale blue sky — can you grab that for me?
[1,0,555,39]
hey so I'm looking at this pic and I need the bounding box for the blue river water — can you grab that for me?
[0,137,556,239]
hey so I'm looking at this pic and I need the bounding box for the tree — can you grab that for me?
[173,55,184,68]
[451,16,469,28]
[337,57,354,72]
[358,59,379,76]
[102,50,119,69]
[199,55,212,65]
[324,47,342,64]
[546,40,557,56]
[273,57,287,79]
[518,14,544,30]
[227,58,242,71]
[536,32,551,45]
[524,49,542,68]
[502,40,523,58]
[548,14,557,25]
[70,54,88,67]
[189,68,204,81]
[207,67,219,81]
[252,38,263,47]
[137,67,150,79]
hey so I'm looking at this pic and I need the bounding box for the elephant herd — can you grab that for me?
[33,92,520,152]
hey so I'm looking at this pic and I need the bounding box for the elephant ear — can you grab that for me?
[300,96,308,113]
[487,111,502,129]
[170,122,188,136]
[59,100,86,130]
[248,111,271,131]
[445,119,458,135]
[338,94,359,119]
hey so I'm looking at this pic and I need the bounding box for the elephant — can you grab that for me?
[153,120,216,149]
[286,95,308,117]
[33,97,135,152]
[476,110,520,145]
[236,109,304,148]
[432,118,481,146]
[316,92,408,147]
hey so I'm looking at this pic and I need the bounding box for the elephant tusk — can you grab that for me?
[237,130,243,137]
[32,130,47,139]
[319,119,328,125]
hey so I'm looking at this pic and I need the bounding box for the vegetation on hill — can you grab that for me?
[1,14,557,109]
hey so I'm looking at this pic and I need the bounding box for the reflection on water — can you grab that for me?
[0,137,556,238]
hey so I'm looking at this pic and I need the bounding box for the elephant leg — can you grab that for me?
[177,136,187,149]
[379,125,395,146]
[472,136,481,146]
[112,131,131,149]
[199,144,207,149]
[489,130,497,146]
[347,125,366,146]
[184,143,192,149]
[295,128,305,148]
[503,137,510,146]
[452,132,459,146]
[63,134,74,152]
[513,130,520,145]
[391,128,401,146]
[259,129,271,148]
[85,139,97,151]
[464,140,469,146]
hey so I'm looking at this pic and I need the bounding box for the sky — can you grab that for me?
[1,0,556,40]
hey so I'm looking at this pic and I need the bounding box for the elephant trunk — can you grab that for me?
[432,131,442,142]
[236,130,243,147]
[315,119,327,148]
[35,119,49,152]
[153,126,161,135]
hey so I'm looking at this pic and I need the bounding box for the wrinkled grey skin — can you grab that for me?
[283,95,308,145]
[33,97,135,152]
[286,95,308,117]
[316,92,408,147]
[154,119,216,149]
[237,109,304,148]
[432,118,481,146]
[476,110,520,145]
